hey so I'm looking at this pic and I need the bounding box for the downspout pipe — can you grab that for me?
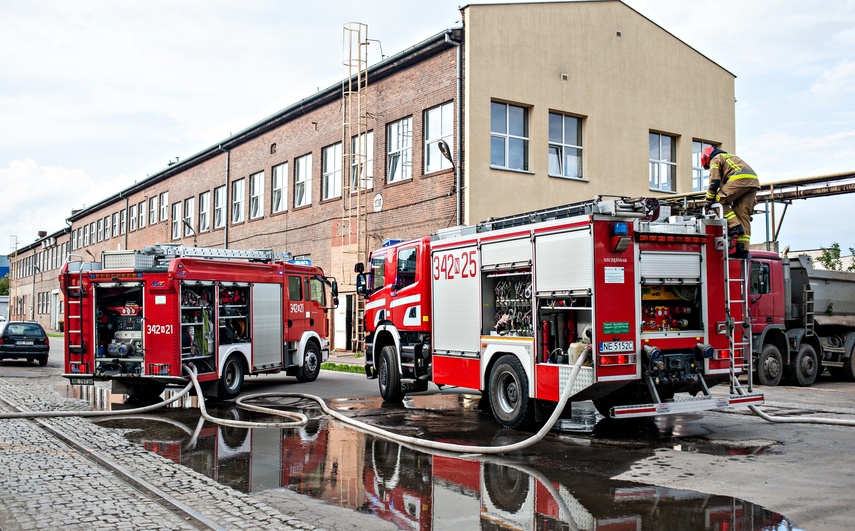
[445,29,463,226]
[218,145,230,248]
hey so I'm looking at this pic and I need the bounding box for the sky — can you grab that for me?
[2,0,854,255]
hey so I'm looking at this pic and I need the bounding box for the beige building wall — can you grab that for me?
[462,0,736,224]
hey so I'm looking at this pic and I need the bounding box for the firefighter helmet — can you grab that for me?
[701,145,715,169]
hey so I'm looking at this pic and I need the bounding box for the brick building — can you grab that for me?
[9,1,736,348]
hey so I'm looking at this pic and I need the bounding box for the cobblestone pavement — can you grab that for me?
[0,372,350,531]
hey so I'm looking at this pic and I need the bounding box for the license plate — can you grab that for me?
[16,340,34,346]
[70,378,94,386]
[600,341,634,353]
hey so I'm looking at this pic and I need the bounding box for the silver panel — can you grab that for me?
[559,365,594,395]
[102,250,154,270]
[433,246,481,355]
[252,283,283,368]
[481,238,531,268]
[639,252,701,281]
[535,230,593,294]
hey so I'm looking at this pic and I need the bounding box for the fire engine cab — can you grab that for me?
[355,196,763,428]
[60,244,338,399]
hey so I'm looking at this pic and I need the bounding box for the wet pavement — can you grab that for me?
[57,383,799,530]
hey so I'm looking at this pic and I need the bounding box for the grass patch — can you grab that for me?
[321,362,365,374]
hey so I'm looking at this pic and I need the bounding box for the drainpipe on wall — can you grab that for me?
[122,193,129,250]
[218,145,230,248]
[445,29,463,226]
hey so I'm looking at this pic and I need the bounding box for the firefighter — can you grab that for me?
[701,146,759,259]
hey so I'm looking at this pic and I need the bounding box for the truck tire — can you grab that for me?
[791,344,819,387]
[484,462,528,513]
[756,344,783,386]
[296,342,321,383]
[218,354,245,399]
[488,355,534,430]
[378,345,404,403]
[844,345,855,382]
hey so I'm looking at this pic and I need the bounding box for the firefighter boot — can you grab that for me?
[731,242,748,259]
[727,225,745,250]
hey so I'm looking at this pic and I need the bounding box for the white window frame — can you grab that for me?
[294,153,312,208]
[112,213,119,237]
[548,112,583,179]
[250,171,264,219]
[214,185,226,229]
[351,131,374,190]
[322,142,342,200]
[424,102,454,174]
[199,191,210,233]
[90,222,96,244]
[160,192,169,221]
[649,132,677,193]
[490,101,529,171]
[120,210,127,234]
[138,201,146,228]
[692,140,717,192]
[232,178,245,224]
[83,225,90,246]
[183,197,195,237]
[129,204,137,231]
[149,196,157,225]
[272,163,288,213]
[171,202,181,239]
[387,117,413,183]
[103,216,110,240]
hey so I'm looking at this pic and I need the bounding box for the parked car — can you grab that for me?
[0,321,50,366]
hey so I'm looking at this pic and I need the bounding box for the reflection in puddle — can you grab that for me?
[61,384,799,530]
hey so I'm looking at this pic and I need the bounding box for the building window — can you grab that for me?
[272,163,288,213]
[351,131,374,190]
[649,132,677,192]
[129,204,137,231]
[160,192,169,221]
[491,101,529,171]
[90,222,96,244]
[138,201,146,228]
[232,178,245,224]
[295,153,312,207]
[183,197,194,237]
[214,185,226,229]
[250,171,264,219]
[387,117,413,183]
[171,202,181,239]
[425,102,454,174]
[692,140,717,192]
[120,210,127,234]
[548,112,583,179]
[103,216,110,240]
[149,196,157,225]
[199,191,210,232]
[83,225,90,246]
[71,230,77,250]
[112,213,119,237]
[322,142,342,200]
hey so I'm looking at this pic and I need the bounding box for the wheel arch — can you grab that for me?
[296,330,328,367]
[218,345,250,377]
[372,323,403,373]
[756,327,789,363]
[482,345,533,396]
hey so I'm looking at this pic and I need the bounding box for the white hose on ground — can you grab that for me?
[185,348,589,455]
[729,381,855,426]
[0,379,194,419]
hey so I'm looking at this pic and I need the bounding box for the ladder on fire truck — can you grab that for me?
[721,223,755,394]
[150,244,284,263]
[63,257,93,375]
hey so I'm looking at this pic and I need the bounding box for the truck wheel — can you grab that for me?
[489,355,534,430]
[296,342,321,383]
[756,344,783,386]
[791,344,819,387]
[844,345,855,382]
[218,354,245,399]
[378,345,404,403]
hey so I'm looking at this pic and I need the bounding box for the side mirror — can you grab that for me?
[355,273,367,296]
[354,262,365,274]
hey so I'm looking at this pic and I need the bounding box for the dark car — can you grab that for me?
[0,321,50,366]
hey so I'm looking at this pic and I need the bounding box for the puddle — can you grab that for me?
[59,383,801,530]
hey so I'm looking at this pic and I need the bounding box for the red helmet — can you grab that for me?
[701,145,715,169]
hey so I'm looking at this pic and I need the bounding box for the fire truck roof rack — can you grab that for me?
[476,196,651,233]
[101,244,289,270]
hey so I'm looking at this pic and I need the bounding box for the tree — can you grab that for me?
[817,243,855,272]
[0,274,8,296]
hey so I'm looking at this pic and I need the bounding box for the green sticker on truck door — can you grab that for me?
[603,321,630,334]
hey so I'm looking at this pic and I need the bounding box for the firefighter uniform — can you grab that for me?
[705,150,759,252]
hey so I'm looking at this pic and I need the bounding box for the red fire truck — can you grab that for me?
[355,196,764,427]
[59,244,338,399]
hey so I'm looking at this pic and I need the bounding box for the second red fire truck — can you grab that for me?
[355,196,764,428]
[60,244,338,399]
